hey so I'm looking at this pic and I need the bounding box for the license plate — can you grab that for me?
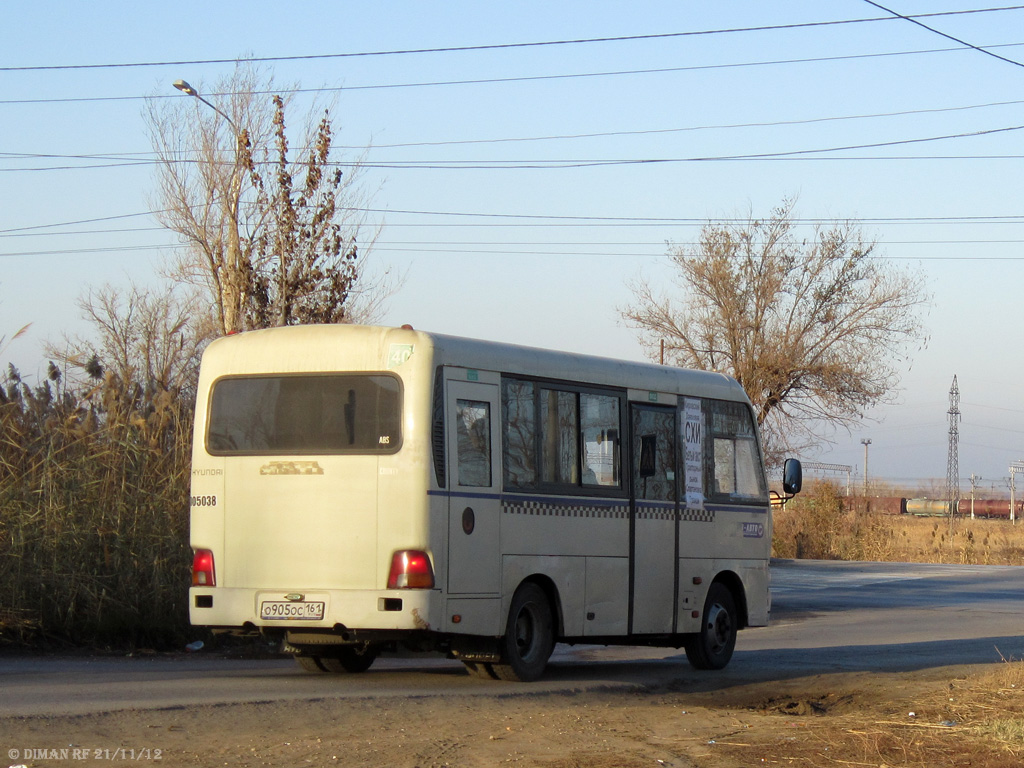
[260,601,325,621]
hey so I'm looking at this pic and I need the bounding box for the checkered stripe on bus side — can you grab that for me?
[636,503,716,523]
[501,498,716,523]
[502,499,629,519]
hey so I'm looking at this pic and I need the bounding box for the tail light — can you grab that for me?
[192,549,216,586]
[387,550,434,589]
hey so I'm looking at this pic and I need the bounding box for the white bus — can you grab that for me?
[189,324,800,681]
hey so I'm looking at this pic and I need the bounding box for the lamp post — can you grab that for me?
[172,79,245,334]
[1011,462,1024,524]
[861,438,871,498]
[173,80,238,131]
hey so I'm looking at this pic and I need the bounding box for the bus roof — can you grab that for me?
[201,324,749,403]
[427,330,746,402]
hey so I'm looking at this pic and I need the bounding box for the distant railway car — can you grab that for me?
[956,499,1021,519]
[864,497,906,515]
[905,498,952,517]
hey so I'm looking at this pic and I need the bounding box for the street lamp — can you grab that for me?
[172,78,245,334]
[861,438,871,497]
[172,79,238,131]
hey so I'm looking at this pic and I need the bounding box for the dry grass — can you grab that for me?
[0,364,193,648]
[710,658,1024,767]
[773,483,1024,565]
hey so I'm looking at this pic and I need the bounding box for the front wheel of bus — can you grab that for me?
[684,583,737,671]
[491,582,554,682]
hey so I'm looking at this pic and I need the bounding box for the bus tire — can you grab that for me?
[491,582,554,682]
[462,661,499,679]
[684,582,737,671]
[321,645,379,673]
[295,655,327,673]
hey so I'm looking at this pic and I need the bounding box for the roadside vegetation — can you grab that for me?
[0,361,192,648]
[774,480,1024,565]
[711,656,1024,767]
[621,198,929,464]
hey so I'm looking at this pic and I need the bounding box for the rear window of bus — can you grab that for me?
[206,374,402,455]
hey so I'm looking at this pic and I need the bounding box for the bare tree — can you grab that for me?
[146,62,389,335]
[47,283,215,399]
[622,199,929,462]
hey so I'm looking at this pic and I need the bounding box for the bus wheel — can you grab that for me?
[320,645,379,673]
[684,583,737,670]
[295,655,327,673]
[491,583,554,682]
[462,661,499,679]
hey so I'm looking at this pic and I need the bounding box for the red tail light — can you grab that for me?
[387,550,434,589]
[192,549,216,586]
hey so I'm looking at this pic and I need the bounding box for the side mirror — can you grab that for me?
[783,458,802,496]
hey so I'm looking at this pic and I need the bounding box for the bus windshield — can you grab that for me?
[206,374,402,455]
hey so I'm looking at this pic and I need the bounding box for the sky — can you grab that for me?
[3,1,1024,491]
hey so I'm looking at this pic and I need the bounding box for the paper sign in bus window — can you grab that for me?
[684,398,705,510]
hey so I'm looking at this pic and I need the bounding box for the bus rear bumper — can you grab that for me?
[189,587,442,633]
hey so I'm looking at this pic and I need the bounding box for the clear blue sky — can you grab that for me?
[3,1,1024,489]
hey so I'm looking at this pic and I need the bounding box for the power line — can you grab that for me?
[8,96,1024,159]
[4,7,1022,73]
[14,231,1024,246]
[7,41,1024,107]
[357,208,1024,224]
[5,123,1024,173]
[344,97,1024,149]
[864,0,1024,69]
[0,211,157,235]
[5,207,1024,236]
[7,240,1024,261]
[7,155,1024,173]
[353,123,1024,167]
[366,218,1024,228]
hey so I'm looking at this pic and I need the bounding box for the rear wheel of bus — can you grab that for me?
[295,644,379,674]
[490,582,554,682]
[684,582,738,670]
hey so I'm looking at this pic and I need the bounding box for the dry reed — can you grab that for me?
[0,363,192,649]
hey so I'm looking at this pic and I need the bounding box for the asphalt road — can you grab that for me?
[3,559,1023,717]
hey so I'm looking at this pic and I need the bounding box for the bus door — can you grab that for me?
[629,404,679,635]
[445,380,502,596]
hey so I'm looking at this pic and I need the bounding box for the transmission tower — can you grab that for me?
[946,375,961,531]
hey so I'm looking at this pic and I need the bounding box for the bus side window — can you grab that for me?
[713,437,736,495]
[502,379,537,489]
[581,394,620,488]
[501,377,623,493]
[707,401,767,503]
[456,399,491,487]
[541,389,578,485]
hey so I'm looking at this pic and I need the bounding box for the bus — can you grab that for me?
[189,324,801,681]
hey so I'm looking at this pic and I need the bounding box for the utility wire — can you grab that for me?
[863,0,1024,69]
[5,207,1024,236]
[346,97,1024,149]
[3,6,1022,72]
[0,211,159,235]
[5,40,1024,106]
[4,242,1024,260]
[4,124,1024,172]
[6,96,1024,158]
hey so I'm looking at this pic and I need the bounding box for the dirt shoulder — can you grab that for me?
[3,662,1022,768]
